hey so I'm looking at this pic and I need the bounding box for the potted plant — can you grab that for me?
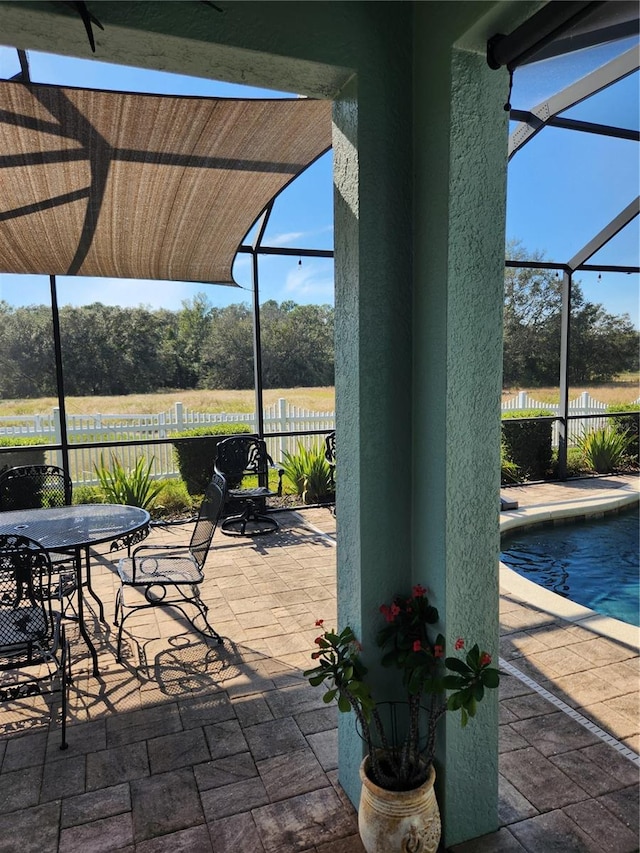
[305,585,500,853]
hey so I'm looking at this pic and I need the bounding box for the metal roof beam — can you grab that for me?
[568,196,639,271]
[509,46,639,158]
[510,109,639,142]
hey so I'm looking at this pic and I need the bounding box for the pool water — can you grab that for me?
[501,505,639,627]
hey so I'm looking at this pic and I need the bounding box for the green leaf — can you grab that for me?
[337,694,351,713]
[461,707,468,727]
[323,689,337,703]
[466,644,481,669]
[481,668,500,688]
[442,674,467,690]
[445,657,472,674]
[447,692,464,711]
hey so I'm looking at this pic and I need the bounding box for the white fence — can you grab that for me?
[0,399,335,486]
[0,392,636,486]
[502,390,638,447]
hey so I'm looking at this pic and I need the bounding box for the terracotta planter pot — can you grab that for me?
[358,756,441,853]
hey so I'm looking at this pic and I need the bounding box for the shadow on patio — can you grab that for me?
[0,490,638,853]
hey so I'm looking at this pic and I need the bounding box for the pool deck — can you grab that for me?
[0,474,637,852]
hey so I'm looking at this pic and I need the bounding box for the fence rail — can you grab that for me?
[0,399,336,486]
[0,393,636,486]
[502,390,638,447]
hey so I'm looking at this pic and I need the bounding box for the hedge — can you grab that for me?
[501,409,554,482]
[172,423,252,495]
[0,436,48,474]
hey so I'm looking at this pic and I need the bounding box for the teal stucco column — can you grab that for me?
[412,8,509,847]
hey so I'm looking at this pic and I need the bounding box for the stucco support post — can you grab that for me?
[413,14,509,848]
[333,11,414,805]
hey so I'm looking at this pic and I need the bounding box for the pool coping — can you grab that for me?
[499,477,640,650]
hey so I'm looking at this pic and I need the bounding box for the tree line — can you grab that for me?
[0,296,335,397]
[0,249,637,399]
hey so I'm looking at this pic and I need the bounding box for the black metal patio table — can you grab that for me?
[0,504,150,675]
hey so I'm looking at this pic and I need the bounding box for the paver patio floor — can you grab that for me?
[0,476,637,852]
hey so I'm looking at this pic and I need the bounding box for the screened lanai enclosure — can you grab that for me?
[0,2,638,490]
[0,51,334,484]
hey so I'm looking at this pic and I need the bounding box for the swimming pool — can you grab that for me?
[500,504,639,627]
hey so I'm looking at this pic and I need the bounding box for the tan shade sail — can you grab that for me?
[0,82,332,284]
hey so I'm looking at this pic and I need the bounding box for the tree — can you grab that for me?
[199,303,254,389]
[262,301,334,387]
[0,303,57,397]
[503,240,639,386]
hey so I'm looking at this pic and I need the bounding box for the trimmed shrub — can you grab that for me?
[501,409,554,482]
[172,423,252,495]
[149,479,194,518]
[607,403,639,462]
[73,484,104,505]
[0,436,48,474]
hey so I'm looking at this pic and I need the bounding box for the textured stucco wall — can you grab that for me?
[413,3,509,844]
[0,0,517,843]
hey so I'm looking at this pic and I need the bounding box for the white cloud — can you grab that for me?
[269,230,307,247]
[283,261,334,302]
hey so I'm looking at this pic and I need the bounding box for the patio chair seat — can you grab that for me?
[114,472,226,661]
[0,533,71,750]
[0,607,48,646]
[117,553,203,586]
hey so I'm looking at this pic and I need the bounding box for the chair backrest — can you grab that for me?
[0,465,72,511]
[325,432,336,467]
[188,472,226,572]
[214,436,272,490]
[0,533,54,664]
[325,432,336,488]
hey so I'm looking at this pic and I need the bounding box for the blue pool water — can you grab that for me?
[500,504,639,627]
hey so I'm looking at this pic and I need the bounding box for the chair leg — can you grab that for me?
[221,501,278,537]
[59,624,69,751]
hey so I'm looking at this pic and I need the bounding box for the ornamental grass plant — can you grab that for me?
[305,585,500,791]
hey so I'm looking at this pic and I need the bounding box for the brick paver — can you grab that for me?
[0,478,637,852]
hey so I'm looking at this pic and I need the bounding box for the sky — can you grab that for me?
[0,39,638,327]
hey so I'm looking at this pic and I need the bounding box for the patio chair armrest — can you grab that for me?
[130,543,187,562]
[265,452,284,496]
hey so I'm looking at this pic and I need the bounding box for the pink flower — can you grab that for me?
[314,636,323,645]
[480,652,492,667]
[315,619,324,627]
[413,640,422,652]
[412,584,427,598]
[380,601,401,623]
[454,637,465,651]
[434,644,444,658]
[311,651,321,659]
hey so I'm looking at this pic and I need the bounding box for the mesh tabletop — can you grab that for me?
[0,504,150,551]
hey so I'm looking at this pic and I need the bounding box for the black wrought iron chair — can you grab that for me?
[0,464,72,511]
[213,435,283,536]
[0,533,71,750]
[325,431,336,514]
[0,465,77,608]
[114,472,226,662]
